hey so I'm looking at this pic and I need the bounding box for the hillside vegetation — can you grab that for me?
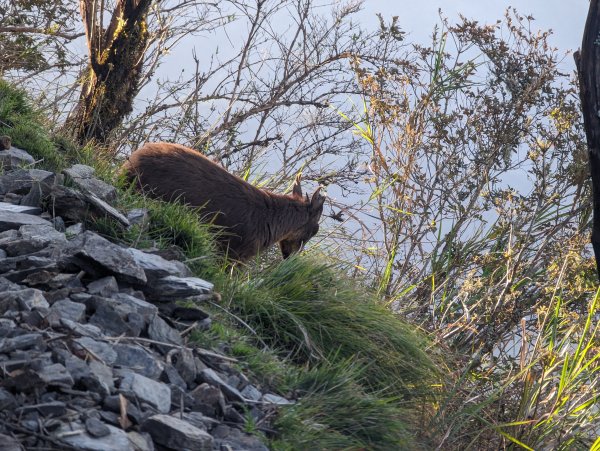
[0,79,439,449]
[2,5,600,448]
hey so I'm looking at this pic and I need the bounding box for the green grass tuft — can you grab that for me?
[226,255,438,398]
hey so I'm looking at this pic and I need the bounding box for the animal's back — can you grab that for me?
[123,142,269,258]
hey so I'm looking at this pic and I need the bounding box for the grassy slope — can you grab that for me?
[0,79,440,450]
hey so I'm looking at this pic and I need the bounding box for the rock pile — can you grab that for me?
[0,143,288,450]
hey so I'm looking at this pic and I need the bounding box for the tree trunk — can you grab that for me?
[576,0,600,279]
[65,0,152,145]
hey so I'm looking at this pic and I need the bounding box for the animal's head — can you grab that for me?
[279,175,326,259]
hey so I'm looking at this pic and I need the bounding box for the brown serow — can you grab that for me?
[122,142,325,261]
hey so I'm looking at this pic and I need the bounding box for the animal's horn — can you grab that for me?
[292,174,303,198]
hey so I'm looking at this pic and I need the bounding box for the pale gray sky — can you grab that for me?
[361,0,587,67]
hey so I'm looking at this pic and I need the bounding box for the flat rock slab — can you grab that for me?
[55,422,134,451]
[0,210,53,232]
[0,168,54,195]
[145,276,213,301]
[63,164,117,203]
[141,414,214,450]
[70,231,147,285]
[0,147,35,169]
[0,201,41,215]
[119,371,172,414]
[128,247,192,280]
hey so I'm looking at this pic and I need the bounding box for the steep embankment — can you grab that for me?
[0,79,439,450]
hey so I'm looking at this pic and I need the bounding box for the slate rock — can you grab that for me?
[0,387,17,410]
[55,422,134,451]
[49,184,129,227]
[87,276,119,297]
[126,208,149,226]
[199,368,245,403]
[0,201,40,215]
[212,424,269,451]
[0,210,53,232]
[38,363,74,388]
[65,222,84,236]
[141,414,214,451]
[89,303,133,336]
[127,247,191,281]
[48,299,86,324]
[63,164,117,202]
[170,348,197,386]
[84,361,115,396]
[114,344,163,380]
[241,384,263,402]
[190,383,226,417]
[85,417,111,438]
[0,168,54,195]
[262,393,294,405]
[119,371,172,414]
[60,318,103,339]
[0,333,44,353]
[18,401,67,417]
[73,337,117,364]
[148,315,182,348]
[145,276,213,301]
[0,433,23,451]
[0,288,49,313]
[68,231,146,285]
[127,431,155,451]
[0,146,35,169]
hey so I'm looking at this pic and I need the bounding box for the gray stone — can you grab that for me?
[20,223,66,246]
[87,276,119,297]
[114,344,163,380]
[0,210,52,232]
[262,393,293,405]
[145,276,213,301]
[55,422,134,451]
[60,318,103,339]
[0,288,48,313]
[148,315,182,348]
[0,168,54,195]
[127,247,191,281]
[141,414,213,450]
[38,363,74,388]
[199,368,244,403]
[0,388,17,410]
[119,371,172,414]
[126,208,149,226]
[0,433,22,451]
[0,333,44,353]
[48,299,86,324]
[63,164,117,202]
[89,303,132,336]
[49,184,129,227]
[190,383,226,417]
[70,232,146,285]
[73,337,117,364]
[170,348,196,386]
[212,424,269,451]
[66,222,84,236]
[85,417,111,438]
[110,292,158,319]
[86,361,115,396]
[0,146,35,169]
[241,384,263,402]
[0,201,40,214]
[127,431,155,451]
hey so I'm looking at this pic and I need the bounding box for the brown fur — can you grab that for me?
[122,142,325,261]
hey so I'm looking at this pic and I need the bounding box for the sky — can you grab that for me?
[359,0,588,69]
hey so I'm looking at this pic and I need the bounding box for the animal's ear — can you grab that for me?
[310,187,325,210]
[292,174,303,198]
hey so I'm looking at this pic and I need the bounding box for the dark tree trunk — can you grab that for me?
[65,0,153,145]
[576,0,600,279]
